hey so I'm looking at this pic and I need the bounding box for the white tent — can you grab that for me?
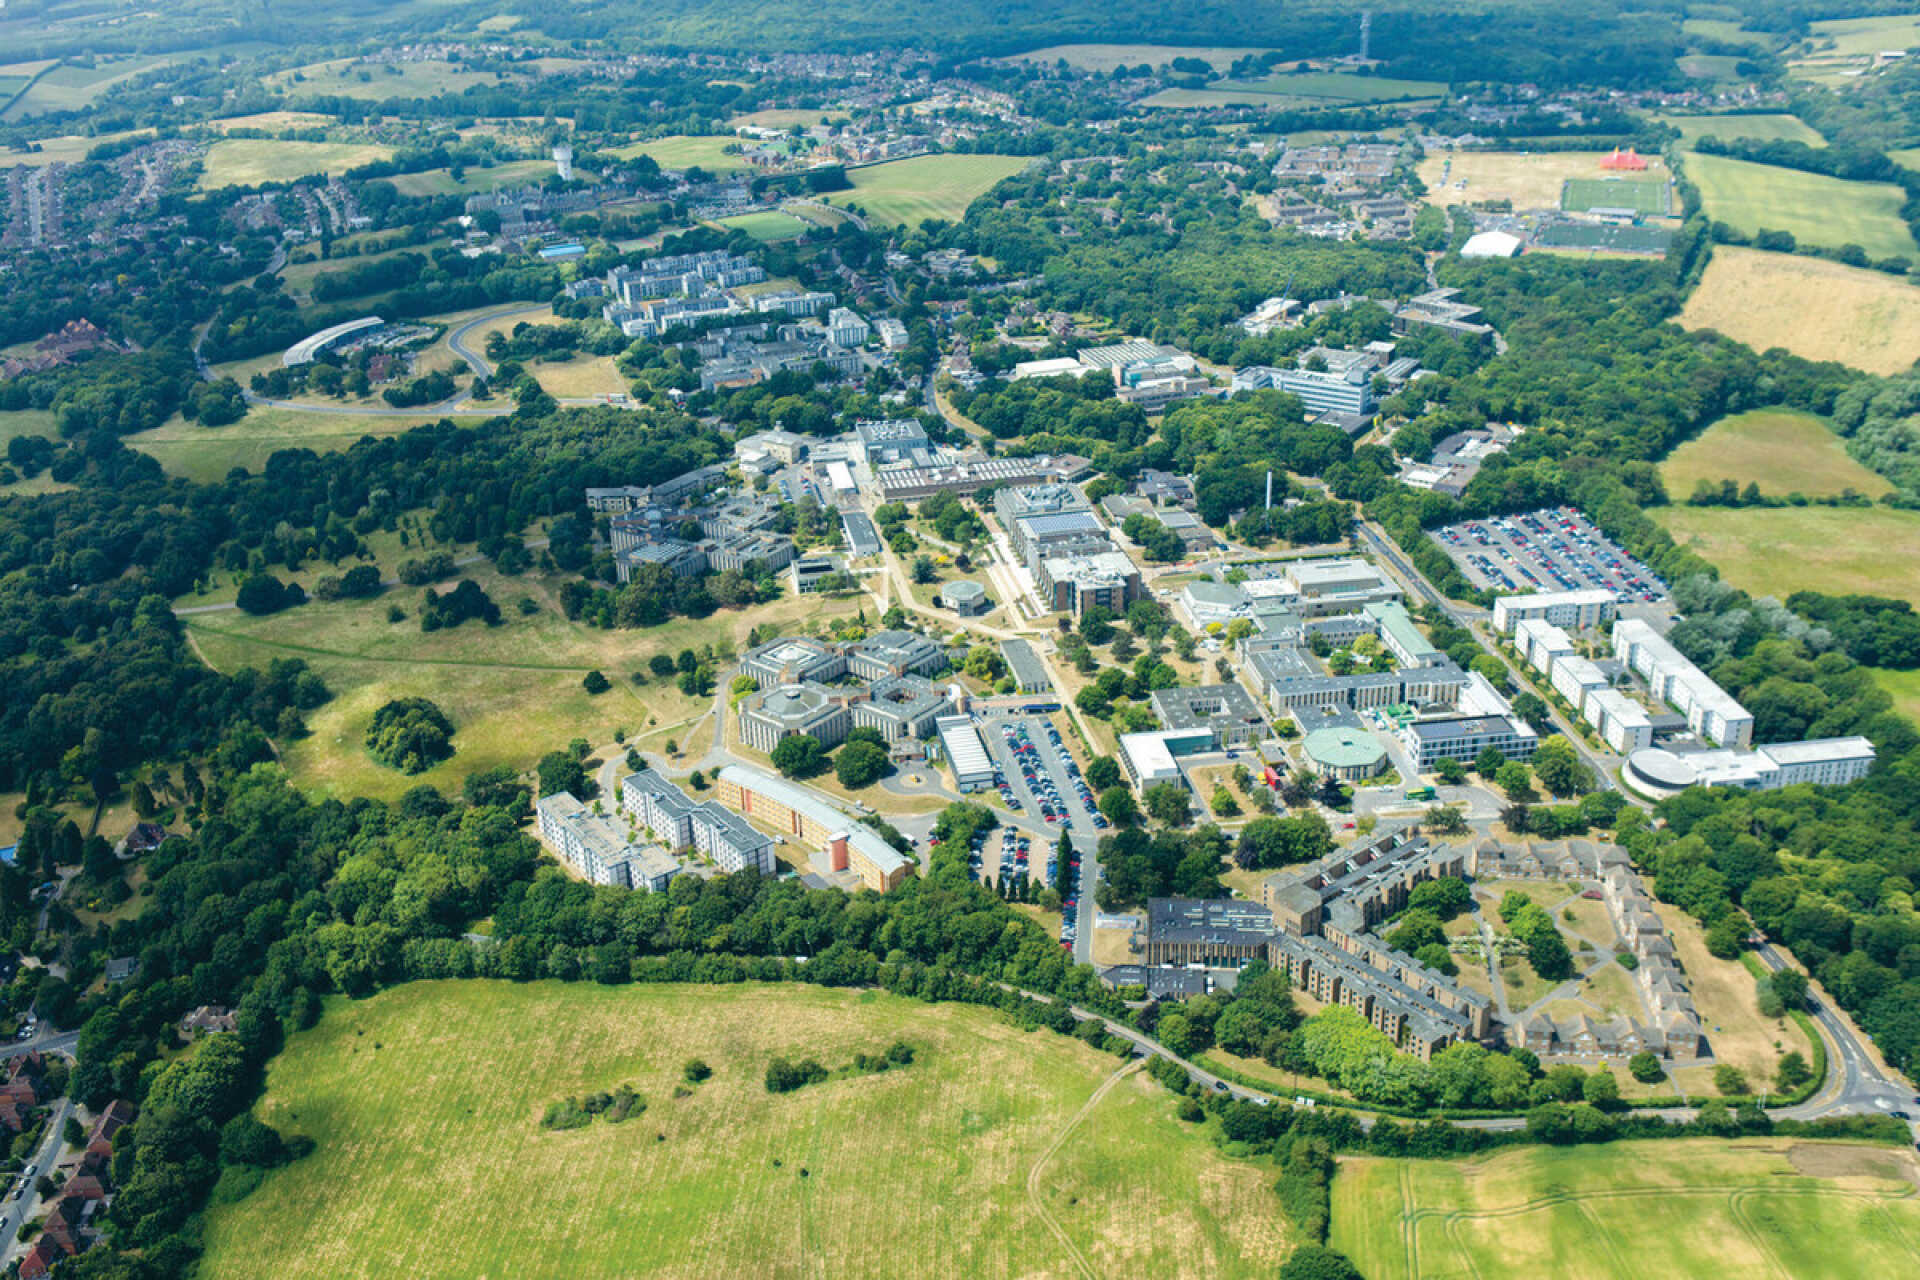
[1460,230,1523,258]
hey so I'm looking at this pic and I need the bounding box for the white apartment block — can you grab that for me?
[1612,618,1753,748]
[1549,653,1608,712]
[1586,687,1653,753]
[1513,617,1574,673]
[1493,588,1619,633]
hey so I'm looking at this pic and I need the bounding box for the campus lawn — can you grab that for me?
[1332,1138,1920,1280]
[1653,505,1920,609]
[197,982,1291,1280]
[827,154,1029,228]
[1659,113,1824,148]
[196,138,396,191]
[185,581,866,803]
[1679,246,1920,376]
[1659,409,1892,501]
[1684,153,1920,258]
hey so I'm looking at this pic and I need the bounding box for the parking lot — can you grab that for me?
[1435,505,1669,604]
[978,714,1105,951]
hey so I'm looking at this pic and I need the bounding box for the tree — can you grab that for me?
[236,574,304,616]
[1423,804,1468,835]
[1098,786,1140,827]
[771,734,827,778]
[1776,1051,1812,1092]
[1531,736,1592,797]
[1628,1051,1665,1084]
[537,750,587,799]
[1714,1064,1750,1096]
[1143,782,1191,826]
[1582,1069,1621,1110]
[834,740,889,788]
[1210,785,1240,817]
[1474,745,1506,777]
[1086,755,1122,791]
[1768,968,1809,1010]
[1494,761,1536,802]
[911,555,937,585]
[1279,1247,1364,1280]
[1434,757,1466,785]
[582,670,611,695]
[364,697,455,774]
[1705,914,1746,959]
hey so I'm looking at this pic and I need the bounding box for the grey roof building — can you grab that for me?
[1001,638,1053,694]
[1148,684,1266,747]
[851,674,948,741]
[849,629,945,680]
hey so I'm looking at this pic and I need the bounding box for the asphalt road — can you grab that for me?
[0,1093,72,1251]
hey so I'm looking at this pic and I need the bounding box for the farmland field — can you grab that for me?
[1333,1139,1920,1280]
[610,134,749,172]
[1806,13,1920,59]
[1660,409,1893,501]
[715,209,813,241]
[1212,72,1449,101]
[1682,18,1775,50]
[826,154,1028,227]
[1561,176,1671,214]
[1011,43,1278,72]
[2,52,187,119]
[728,108,850,129]
[197,982,1291,1280]
[1654,505,1920,608]
[1680,246,1920,376]
[1685,153,1920,258]
[1659,113,1825,148]
[1418,151,1665,211]
[197,138,397,191]
[0,128,153,168]
[1678,53,1745,80]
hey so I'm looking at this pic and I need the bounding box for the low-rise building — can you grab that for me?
[1148,684,1266,748]
[1001,638,1053,694]
[936,714,996,791]
[1493,588,1618,633]
[715,764,911,891]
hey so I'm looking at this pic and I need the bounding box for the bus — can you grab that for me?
[1404,786,1436,802]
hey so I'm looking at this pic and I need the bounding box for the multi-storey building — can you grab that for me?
[714,765,912,891]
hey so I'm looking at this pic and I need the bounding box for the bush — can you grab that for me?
[582,670,611,695]
[683,1059,712,1084]
[235,574,305,616]
[1714,1064,1750,1096]
[1627,1051,1665,1084]
[765,1056,830,1093]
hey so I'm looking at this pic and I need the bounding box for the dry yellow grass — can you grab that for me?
[1417,151,1667,210]
[1682,246,1920,376]
[198,982,1291,1280]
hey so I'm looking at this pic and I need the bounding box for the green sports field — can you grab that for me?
[1334,1139,1920,1280]
[828,154,1029,228]
[715,209,813,241]
[1685,153,1920,258]
[1561,176,1671,215]
[198,982,1291,1280]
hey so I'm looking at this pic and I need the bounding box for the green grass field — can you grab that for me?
[610,134,750,173]
[1678,53,1746,80]
[198,982,1291,1280]
[1683,17,1776,50]
[127,407,485,485]
[1685,153,1919,258]
[185,575,860,802]
[197,139,397,191]
[2,52,185,120]
[1011,43,1278,72]
[1654,505,1920,608]
[827,154,1028,228]
[715,209,813,241]
[1807,14,1920,59]
[1333,1139,1920,1280]
[1561,176,1670,214]
[385,157,575,197]
[1660,409,1892,501]
[1660,113,1825,148]
[1871,666,1920,728]
[1214,71,1448,101]
[266,57,514,102]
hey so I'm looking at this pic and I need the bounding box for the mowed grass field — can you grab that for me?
[1681,246,1920,375]
[1418,152,1665,211]
[610,134,749,173]
[1659,113,1825,148]
[827,154,1028,228]
[1685,153,1920,258]
[1333,1138,1920,1280]
[715,209,813,241]
[1871,666,1920,728]
[197,138,397,191]
[1562,176,1670,214]
[1660,409,1893,501]
[186,576,863,802]
[198,982,1292,1280]
[1654,505,1920,608]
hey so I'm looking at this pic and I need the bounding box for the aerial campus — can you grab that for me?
[9,3,1920,1279]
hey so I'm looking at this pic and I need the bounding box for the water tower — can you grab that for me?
[552,143,573,181]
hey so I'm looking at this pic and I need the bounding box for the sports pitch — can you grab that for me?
[1561,176,1671,215]
[197,981,1292,1280]
[1333,1139,1920,1280]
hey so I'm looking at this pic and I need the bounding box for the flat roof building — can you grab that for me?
[1613,618,1753,749]
[1494,589,1618,633]
[1001,638,1053,694]
[1400,714,1538,769]
[1148,684,1266,748]
[936,714,996,792]
[715,764,909,891]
